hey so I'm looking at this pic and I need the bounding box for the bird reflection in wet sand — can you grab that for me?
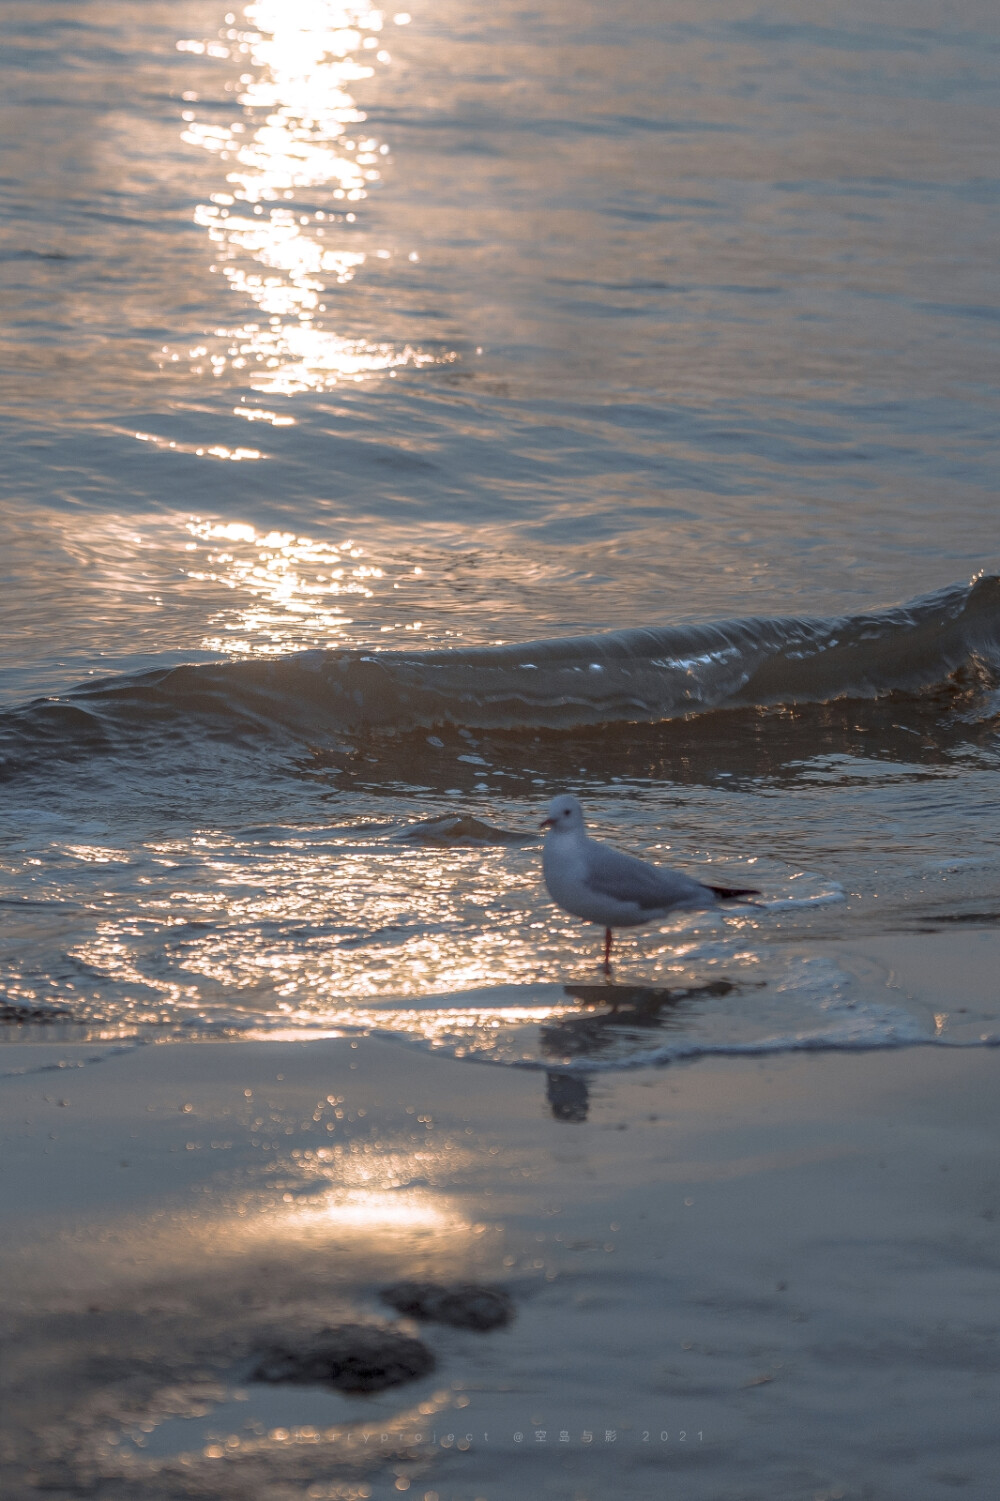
[546,1071,591,1122]
[541,979,736,1120]
[541,794,759,973]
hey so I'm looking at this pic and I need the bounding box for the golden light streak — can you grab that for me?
[169,1,450,394]
[184,517,377,653]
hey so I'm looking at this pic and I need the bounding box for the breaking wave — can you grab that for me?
[2,576,999,773]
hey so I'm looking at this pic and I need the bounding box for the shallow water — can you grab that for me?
[2,0,1000,1067]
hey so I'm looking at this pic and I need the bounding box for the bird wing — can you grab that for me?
[583,839,707,910]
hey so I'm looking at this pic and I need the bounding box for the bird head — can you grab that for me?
[540,793,585,833]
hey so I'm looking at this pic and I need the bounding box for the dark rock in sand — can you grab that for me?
[251,1322,433,1393]
[379,1281,515,1331]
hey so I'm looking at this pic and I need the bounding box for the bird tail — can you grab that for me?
[708,884,760,903]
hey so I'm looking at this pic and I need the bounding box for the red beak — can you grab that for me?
[540,817,555,829]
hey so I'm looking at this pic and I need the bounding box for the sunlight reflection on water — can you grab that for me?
[185,518,380,653]
[171,0,447,395]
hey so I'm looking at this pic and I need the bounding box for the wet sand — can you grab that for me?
[2,1008,998,1501]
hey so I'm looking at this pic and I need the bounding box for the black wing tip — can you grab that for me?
[708,884,761,901]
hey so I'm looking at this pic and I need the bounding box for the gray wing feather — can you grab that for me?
[584,841,708,910]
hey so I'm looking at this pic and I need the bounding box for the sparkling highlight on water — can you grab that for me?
[167,2,448,394]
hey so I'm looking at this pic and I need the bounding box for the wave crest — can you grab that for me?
[2,576,999,772]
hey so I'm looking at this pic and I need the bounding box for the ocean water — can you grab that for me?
[2,0,1000,1070]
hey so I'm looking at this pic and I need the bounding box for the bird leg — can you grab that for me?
[603,927,613,973]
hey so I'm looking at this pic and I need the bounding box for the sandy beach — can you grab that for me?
[3,970,998,1501]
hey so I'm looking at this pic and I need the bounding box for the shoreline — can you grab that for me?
[2,1026,998,1500]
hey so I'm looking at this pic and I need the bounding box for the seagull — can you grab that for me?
[541,793,759,971]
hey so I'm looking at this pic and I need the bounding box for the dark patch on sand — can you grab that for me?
[251,1322,434,1392]
[380,1280,515,1331]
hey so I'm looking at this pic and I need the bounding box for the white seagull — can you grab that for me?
[541,793,759,971]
